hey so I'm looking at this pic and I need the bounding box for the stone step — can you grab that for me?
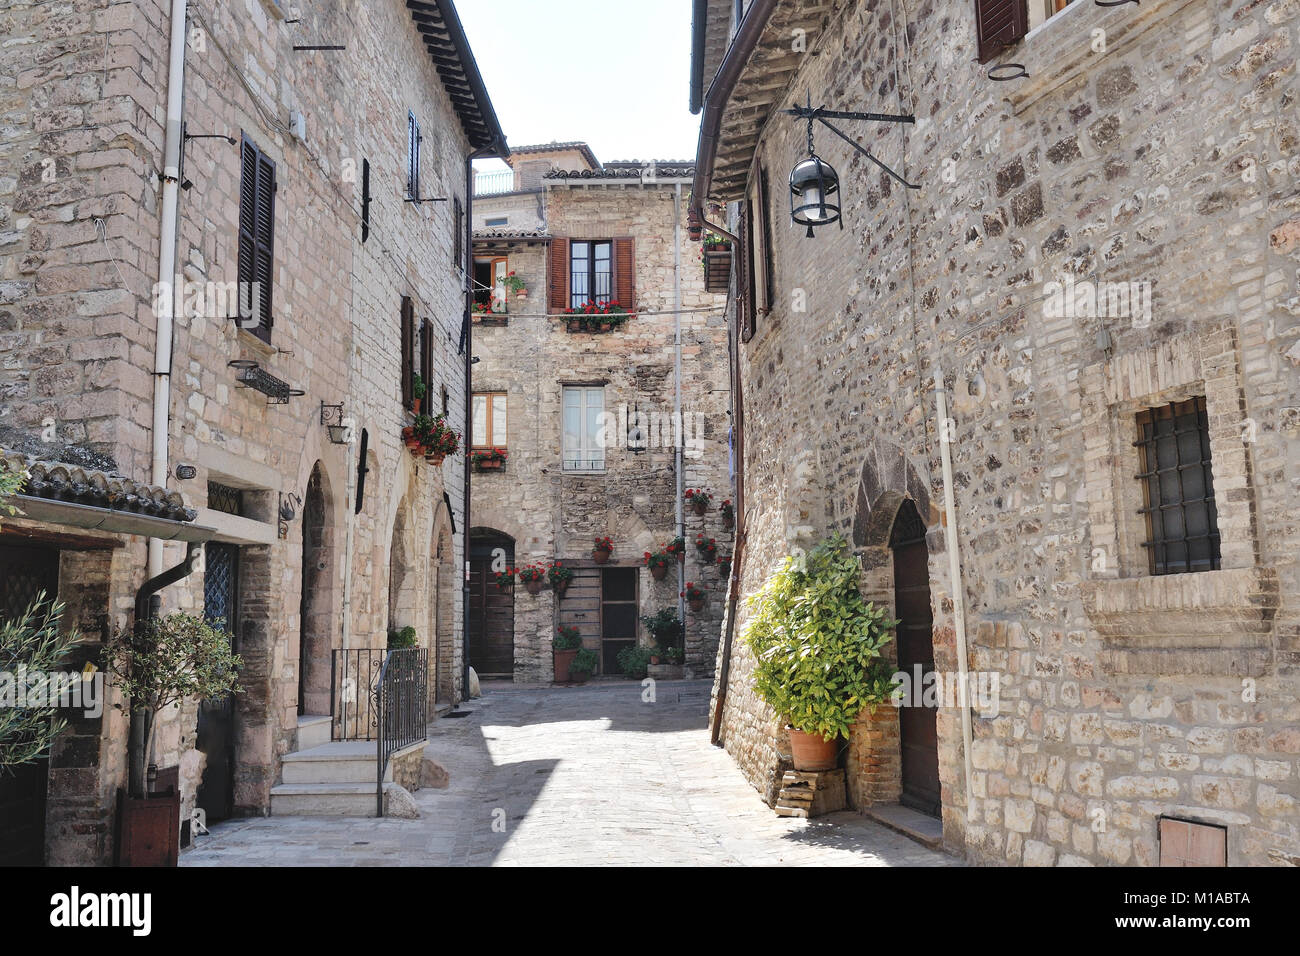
[281,741,393,785]
[269,782,379,817]
[295,714,332,751]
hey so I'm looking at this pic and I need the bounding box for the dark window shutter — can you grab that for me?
[548,238,569,313]
[759,167,775,311]
[613,238,635,312]
[361,158,371,243]
[975,0,1029,63]
[401,296,414,409]
[238,136,275,343]
[453,197,463,270]
[354,428,369,515]
[741,203,756,341]
[420,317,434,388]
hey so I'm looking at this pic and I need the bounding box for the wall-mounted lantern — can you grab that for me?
[320,402,354,445]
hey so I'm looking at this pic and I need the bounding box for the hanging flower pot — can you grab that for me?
[682,582,705,613]
[685,488,712,516]
[592,536,613,565]
[424,450,446,466]
[645,549,672,581]
[495,568,516,591]
[518,564,546,595]
[547,562,573,597]
[402,427,420,450]
[720,499,735,530]
[515,288,528,299]
[567,319,582,332]
[717,558,732,578]
[525,579,543,595]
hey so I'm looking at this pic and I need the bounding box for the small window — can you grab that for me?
[570,240,612,309]
[1028,0,1076,31]
[485,216,508,227]
[563,386,605,472]
[472,391,507,448]
[1135,397,1221,576]
[407,112,421,200]
[207,481,244,516]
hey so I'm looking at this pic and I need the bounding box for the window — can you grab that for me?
[472,392,507,448]
[563,386,605,471]
[1135,397,1221,576]
[237,135,275,342]
[570,240,612,309]
[400,296,415,410]
[485,216,508,227]
[974,0,1030,63]
[207,481,244,516]
[473,257,508,309]
[1028,0,1076,31]
[407,112,421,200]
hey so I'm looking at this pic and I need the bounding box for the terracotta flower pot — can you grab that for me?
[524,579,543,595]
[567,320,582,332]
[649,564,668,581]
[691,499,708,516]
[476,458,504,471]
[515,289,527,299]
[676,550,685,563]
[412,398,422,415]
[688,597,704,613]
[553,578,569,598]
[592,548,611,565]
[650,655,661,665]
[553,648,578,683]
[722,514,734,531]
[787,727,839,771]
[425,452,446,466]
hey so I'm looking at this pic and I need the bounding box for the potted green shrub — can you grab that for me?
[569,648,598,684]
[667,536,686,563]
[717,552,732,578]
[412,375,426,414]
[547,562,573,598]
[553,625,583,683]
[744,535,898,771]
[388,625,417,649]
[616,644,652,680]
[694,534,718,562]
[640,607,683,655]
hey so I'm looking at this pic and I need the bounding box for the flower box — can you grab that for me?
[703,243,732,294]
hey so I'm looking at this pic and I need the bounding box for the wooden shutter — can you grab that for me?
[238,135,275,342]
[614,238,635,312]
[548,238,569,313]
[974,0,1029,63]
[740,203,756,342]
[361,158,370,243]
[453,197,463,271]
[759,167,775,311]
[420,317,434,389]
[401,296,414,409]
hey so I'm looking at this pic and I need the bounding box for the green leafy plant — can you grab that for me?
[681,581,706,603]
[684,488,712,508]
[694,534,718,560]
[469,446,507,467]
[413,375,427,401]
[494,566,517,588]
[547,562,573,586]
[643,549,672,571]
[105,612,242,796]
[720,499,734,521]
[388,625,418,649]
[0,462,27,525]
[616,644,652,679]
[666,536,685,556]
[554,625,582,651]
[593,536,613,554]
[639,608,683,649]
[501,271,526,295]
[0,595,82,768]
[414,413,461,457]
[570,648,598,679]
[743,535,898,743]
[663,646,684,665]
[517,563,547,584]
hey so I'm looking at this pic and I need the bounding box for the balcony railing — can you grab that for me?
[473,169,515,197]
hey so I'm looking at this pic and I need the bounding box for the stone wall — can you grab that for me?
[472,179,732,680]
[711,0,1300,866]
[0,0,477,862]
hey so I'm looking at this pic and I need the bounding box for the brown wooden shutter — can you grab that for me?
[420,317,433,389]
[238,136,275,342]
[759,167,775,311]
[453,196,463,270]
[740,204,756,342]
[548,238,569,313]
[974,0,1029,63]
[401,296,414,409]
[614,238,635,312]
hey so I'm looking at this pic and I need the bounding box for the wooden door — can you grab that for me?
[468,535,515,679]
[890,501,941,817]
[0,544,59,866]
[600,568,638,675]
[557,567,601,666]
[197,541,238,823]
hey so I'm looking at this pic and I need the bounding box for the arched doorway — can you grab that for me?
[468,529,515,679]
[298,463,332,716]
[890,498,940,817]
[388,503,416,638]
[432,517,456,707]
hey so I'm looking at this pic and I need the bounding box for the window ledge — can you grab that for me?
[1081,567,1279,677]
[999,0,1199,117]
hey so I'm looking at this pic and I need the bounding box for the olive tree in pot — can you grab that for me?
[744,534,897,772]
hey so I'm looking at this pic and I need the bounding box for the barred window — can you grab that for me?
[1135,397,1221,575]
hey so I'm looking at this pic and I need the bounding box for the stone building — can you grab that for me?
[469,145,732,681]
[693,0,1300,866]
[0,0,504,863]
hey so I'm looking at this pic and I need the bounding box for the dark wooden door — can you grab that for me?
[600,568,638,675]
[468,536,514,679]
[196,542,238,823]
[0,544,59,866]
[891,502,941,818]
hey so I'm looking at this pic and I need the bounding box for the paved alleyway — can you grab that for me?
[182,681,956,867]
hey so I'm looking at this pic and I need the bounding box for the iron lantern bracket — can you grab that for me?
[780,102,921,191]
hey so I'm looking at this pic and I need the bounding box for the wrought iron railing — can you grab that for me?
[375,648,429,816]
[330,648,386,741]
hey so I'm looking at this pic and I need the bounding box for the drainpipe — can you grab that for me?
[340,426,358,651]
[674,183,685,638]
[934,371,976,821]
[147,0,189,578]
[128,541,200,797]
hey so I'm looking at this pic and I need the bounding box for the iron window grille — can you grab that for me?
[207,481,244,516]
[1134,396,1221,576]
[569,240,612,309]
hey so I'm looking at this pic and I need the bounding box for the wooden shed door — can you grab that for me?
[468,535,515,679]
[0,544,59,866]
[891,501,941,818]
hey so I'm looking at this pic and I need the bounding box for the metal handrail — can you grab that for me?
[375,648,429,816]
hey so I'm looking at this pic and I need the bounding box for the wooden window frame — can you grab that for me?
[562,385,606,473]
[472,391,507,449]
[569,240,613,310]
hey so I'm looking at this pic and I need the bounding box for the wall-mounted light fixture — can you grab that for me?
[781,95,919,238]
[320,402,354,444]
[173,464,198,481]
[278,492,302,540]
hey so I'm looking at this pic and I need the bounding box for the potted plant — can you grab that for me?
[592,536,613,564]
[640,607,683,654]
[470,447,508,472]
[702,233,733,294]
[563,301,632,333]
[494,566,517,591]
[387,625,417,649]
[695,534,718,563]
[412,375,426,414]
[105,611,241,865]
[664,646,684,666]
[717,552,732,578]
[569,648,598,684]
[616,644,652,680]
[402,426,420,450]
[643,549,672,581]
[553,625,582,682]
[547,562,573,598]
[518,563,547,595]
[720,499,735,530]
[667,535,686,563]
[744,534,899,772]
[418,414,461,465]
[502,271,527,299]
[685,488,712,515]
[682,581,706,613]
[1,595,81,771]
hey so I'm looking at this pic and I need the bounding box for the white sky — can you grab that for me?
[454,0,702,172]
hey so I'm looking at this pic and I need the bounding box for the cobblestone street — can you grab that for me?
[181,681,956,867]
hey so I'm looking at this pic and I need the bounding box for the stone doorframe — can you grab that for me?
[846,440,955,817]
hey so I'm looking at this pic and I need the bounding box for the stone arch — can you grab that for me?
[297,461,335,716]
[430,500,457,708]
[387,497,418,639]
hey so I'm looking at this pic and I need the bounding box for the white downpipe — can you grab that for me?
[674,184,685,625]
[935,371,976,821]
[148,0,189,577]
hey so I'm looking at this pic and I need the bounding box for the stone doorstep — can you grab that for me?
[864,803,944,850]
